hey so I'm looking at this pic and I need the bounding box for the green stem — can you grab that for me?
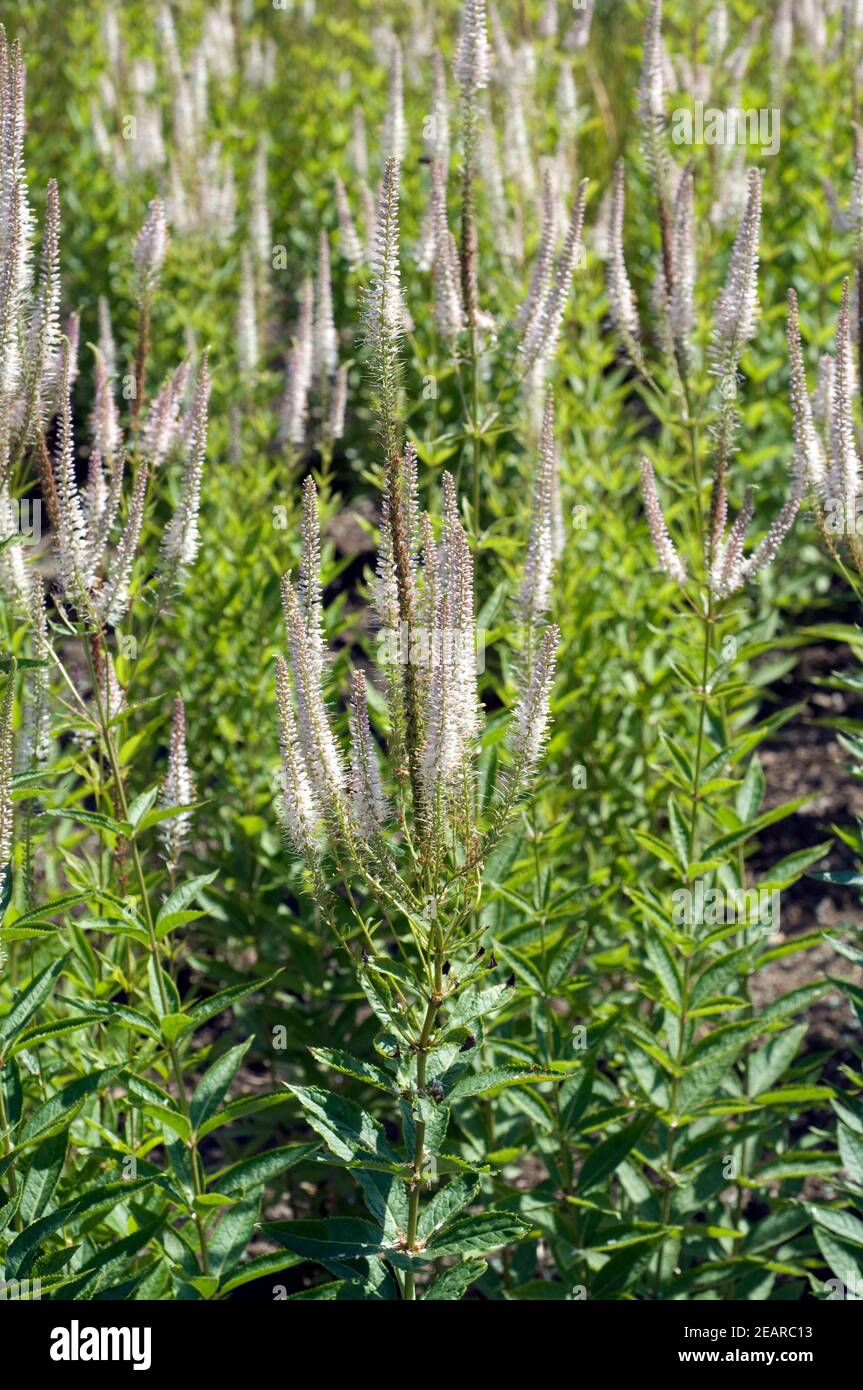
[403,939,443,1302]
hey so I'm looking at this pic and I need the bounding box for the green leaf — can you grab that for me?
[576,1113,653,1194]
[44,808,131,836]
[287,1084,402,1165]
[667,796,690,870]
[448,1066,558,1100]
[418,1176,480,1240]
[209,1143,319,1196]
[218,1250,304,1296]
[0,955,68,1051]
[748,1023,807,1097]
[736,756,765,823]
[19,1069,121,1148]
[155,873,217,932]
[126,786,160,829]
[308,1048,396,1094]
[264,1217,385,1262]
[189,1038,253,1133]
[427,1211,531,1257]
[4,1177,160,1279]
[172,972,281,1037]
[19,1131,67,1225]
[644,934,682,1008]
[839,1124,863,1188]
[208,1193,259,1277]
[810,1206,863,1249]
[422,1258,486,1300]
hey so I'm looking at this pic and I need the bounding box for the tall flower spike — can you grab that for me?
[349,668,389,836]
[828,281,859,534]
[520,178,588,377]
[159,695,196,871]
[710,487,754,598]
[383,40,406,165]
[250,135,271,270]
[98,296,117,379]
[160,354,209,580]
[94,462,147,627]
[0,483,29,606]
[445,509,480,749]
[280,575,346,803]
[0,666,13,913]
[454,0,491,96]
[53,341,92,601]
[91,349,121,468]
[607,162,642,366]
[275,655,319,854]
[328,363,348,440]
[507,623,559,787]
[281,279,314,446]
[364,158,404,458]
[420,595,461,797]
[24,178,61,434]
[787,290,826,495]
[639,0,665,126]
[713,168,762,372]
[431,163,463,340]
[334,177,363,271]
[313,231,337,382]
[516,168,555,338]
[518,390,556,630]
[299,475,325,682]
[739,483,803,582]
[428,50,450,170]
[133,198,169,303]
[0,181,24,411]
[641,457,687,584]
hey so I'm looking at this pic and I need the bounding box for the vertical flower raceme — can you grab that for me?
[328,363,348,441]
[133,198,169,305]
[363,157,404,460]
[712,168,762,376]
[828,282,859,538]
[520,178,588,381]
[159,695,196,872]
[281,279,314,447]
[299,474,325,683]
[94,461,148,627]
[275,654,319,855]
[431,162,464,340]
[53,342,93,603]
[607,161,642,369]
[313,231,337,384]
[454,0,491,97]
[786,290,826,498]
[280,574,346,807]
[517,169,556,340]
[334,177,363,271]
[0,665,13,914]
[517,391,557,647]
[22,177,61,437]
[640,457,687,585]
[428,50,450,171]
[160,353,209,583]
[506,623,558,792]
[349,668,389,837]
[250,134,271,272]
